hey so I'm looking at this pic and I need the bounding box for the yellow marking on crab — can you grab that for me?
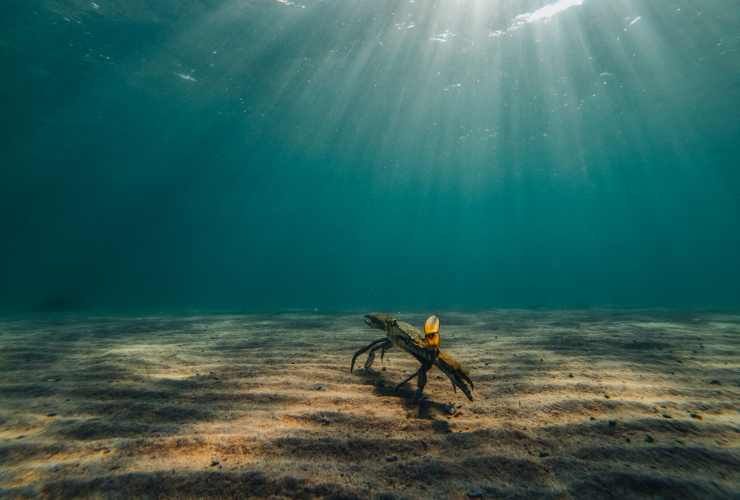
[424,315,441,349]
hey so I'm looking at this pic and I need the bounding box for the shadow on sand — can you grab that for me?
[0,313,738,499]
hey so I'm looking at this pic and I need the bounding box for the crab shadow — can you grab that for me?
[354,368,456,424]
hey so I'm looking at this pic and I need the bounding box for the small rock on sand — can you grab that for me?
[376,493,400,500]
[690,413,703,420]
[709,380,721,385]
[467,487,484,498]
[210,460,220,467]
[311,384,326,391]
[645,435,655,443]
[385,455,398,462]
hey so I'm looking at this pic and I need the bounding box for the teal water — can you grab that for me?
[2,0,739,313]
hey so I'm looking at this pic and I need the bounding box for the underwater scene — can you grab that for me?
[1,0,739,498]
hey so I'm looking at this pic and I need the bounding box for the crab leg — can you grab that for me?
[395,360,433,400]
[415,363,429,400]
[350,338,388,373]
[396,349,437,399]
[364,339,392,370]
[395,366,423,391]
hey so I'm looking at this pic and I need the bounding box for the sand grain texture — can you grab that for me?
[0,311,738,499]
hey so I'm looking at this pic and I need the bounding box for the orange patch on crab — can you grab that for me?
[424,315,440,335]
[425,332,440,349]
[424,315,441,348]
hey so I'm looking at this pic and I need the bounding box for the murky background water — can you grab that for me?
[2,0,739,312]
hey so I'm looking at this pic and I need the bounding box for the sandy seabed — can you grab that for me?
[0,310,738,499]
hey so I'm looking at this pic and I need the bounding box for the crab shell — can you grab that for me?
[358,313,474,401]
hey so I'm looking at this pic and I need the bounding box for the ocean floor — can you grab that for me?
[0,310,738,499]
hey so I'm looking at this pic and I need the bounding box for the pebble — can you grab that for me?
[538,451,550,458]
[709,380,721,385]
[662,414,672,419]
[311,384,326,391]
[385,455,398,462]
[690,413,703,420]
[211,460,220,467]
[46,413,58,417]
[645,434,655,443]
[467,487,484,498]
[608,420,617,428]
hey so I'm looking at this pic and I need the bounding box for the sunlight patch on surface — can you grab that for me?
[515,0,586,25]
[175,72,197,82]
[430,29,456,43]
[273,0,305,7]
[491,0,588,37]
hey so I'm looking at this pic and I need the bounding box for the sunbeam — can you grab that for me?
[1,0,739,309]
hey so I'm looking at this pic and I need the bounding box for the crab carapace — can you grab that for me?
[351,313,474,401]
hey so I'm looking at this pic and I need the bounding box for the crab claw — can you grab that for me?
[436,351,474,401]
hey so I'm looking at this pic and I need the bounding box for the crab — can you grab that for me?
[351,313,474,401]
